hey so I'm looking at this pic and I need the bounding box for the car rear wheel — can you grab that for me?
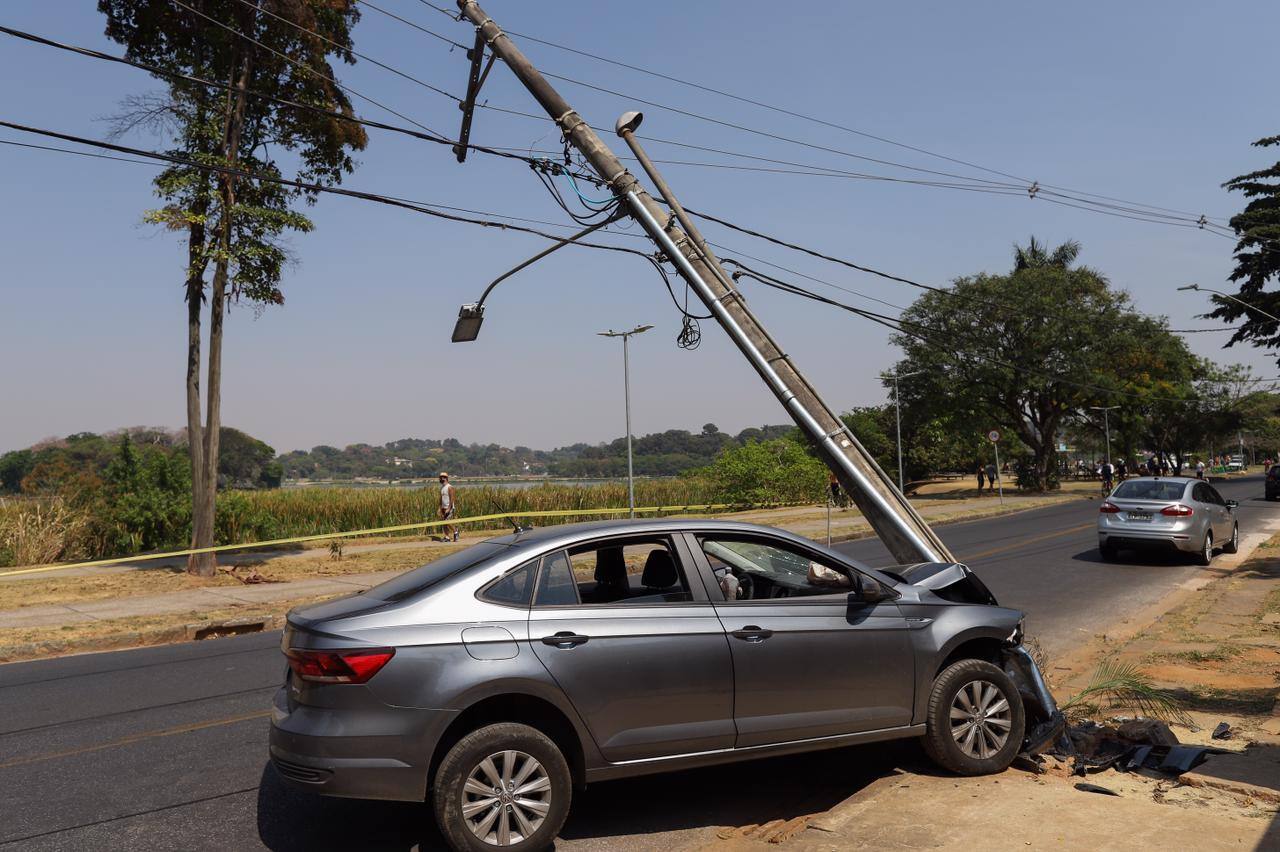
[1223,523,1239,554]
[433,723,571,852]
[922,659,1025,776]
[1196,531,1214,566]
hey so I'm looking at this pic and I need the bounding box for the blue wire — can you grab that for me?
[564,168,617,206]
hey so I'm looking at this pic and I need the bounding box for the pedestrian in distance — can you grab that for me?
[985,462,998,492]
[1100,460,1114,495]
[977,465,986,492]
[1117,458,1128,482]
[438,472,459,542]
[1195,459,1206,480]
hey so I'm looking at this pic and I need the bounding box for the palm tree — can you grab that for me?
[1013,236,1082,271]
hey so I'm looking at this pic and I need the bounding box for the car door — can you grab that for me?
[527,534,735,763]
[1202,484,1232,539]
[689,533,917,748]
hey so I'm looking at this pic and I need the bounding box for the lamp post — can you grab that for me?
[1177,283,1280,325]
[1089,405,1119,466]
[598,325,653,517]
[882,371,921,493]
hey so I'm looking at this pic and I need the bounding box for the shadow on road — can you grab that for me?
[256,741,910,850]
[1070,547,1192,567]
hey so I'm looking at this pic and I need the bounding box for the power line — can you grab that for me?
[408,0,1232,226]
[729,263,1277,405]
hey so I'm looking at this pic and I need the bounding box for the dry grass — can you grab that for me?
[0,499,86,565]
[6,543,463,609]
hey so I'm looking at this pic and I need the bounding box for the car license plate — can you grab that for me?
[1126,511,1152,522]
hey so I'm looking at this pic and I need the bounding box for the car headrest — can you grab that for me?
[594,547,628,590]
[641,549,678,589]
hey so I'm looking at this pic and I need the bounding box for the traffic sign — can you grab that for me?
[987,429,1001,443]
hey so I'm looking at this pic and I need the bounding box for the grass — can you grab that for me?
[1146,644,1245,665]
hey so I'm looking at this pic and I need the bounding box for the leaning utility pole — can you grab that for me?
[457,0,953,564]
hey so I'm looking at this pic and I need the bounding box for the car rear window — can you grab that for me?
[365,542,509,602]
[1112,480,1188,501]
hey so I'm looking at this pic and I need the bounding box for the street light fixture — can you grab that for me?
[1177,283,1280,325]
[599,325,653,518]
[451,217,618,343]
[1089,405,1119,466]
[882,371,922,493]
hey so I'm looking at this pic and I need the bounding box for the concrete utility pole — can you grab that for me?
[884,371,921,493]
[458,0,952,564]
[599,325,652,517]
[1089,405,1118,466]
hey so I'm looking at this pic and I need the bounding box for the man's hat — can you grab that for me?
[439,472,449,479]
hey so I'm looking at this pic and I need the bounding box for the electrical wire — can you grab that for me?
[728,263,1278,405]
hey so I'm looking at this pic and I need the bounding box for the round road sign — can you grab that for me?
[987,429,1001,443]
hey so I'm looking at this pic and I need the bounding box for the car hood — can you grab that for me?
[881,561,999,606]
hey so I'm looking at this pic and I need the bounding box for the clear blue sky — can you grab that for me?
[2,0,1277,454]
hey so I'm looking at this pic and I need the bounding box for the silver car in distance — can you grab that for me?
[269,519,1059,852]
[1097,476,1240,565]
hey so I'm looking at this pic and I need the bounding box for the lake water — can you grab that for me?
[283,478,638,490]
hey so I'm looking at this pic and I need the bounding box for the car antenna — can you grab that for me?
[480,488,528,534]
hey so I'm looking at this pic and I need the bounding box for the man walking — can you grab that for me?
[438,472,459,542]
[977,465,986,492]
[985,462,998,492]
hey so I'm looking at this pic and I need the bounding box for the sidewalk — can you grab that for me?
[699,529,1280,852]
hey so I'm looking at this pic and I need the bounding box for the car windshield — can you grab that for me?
[1112,480,1188,501]
[365,542,509,602]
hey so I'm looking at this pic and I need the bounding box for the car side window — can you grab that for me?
[1192,483,1209,503]
[699,536,852,601]
[549,537,693,606]
[534,551,579,607]
[1206,486,1226,506]
[479,560,537,607]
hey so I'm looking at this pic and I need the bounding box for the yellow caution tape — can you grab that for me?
[0,501,807,578]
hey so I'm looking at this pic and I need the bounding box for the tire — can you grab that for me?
[1223,523,1239,554]
[1196,531,1214,566]
[922,659,1026,776]
[433,723,571,852]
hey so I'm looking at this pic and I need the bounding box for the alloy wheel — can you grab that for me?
[949,680,1012,759]
[462,749,552,846]
[1204,533,1213,562]
[1232,525,1239,549]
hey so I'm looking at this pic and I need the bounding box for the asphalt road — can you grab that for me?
[2,475,1274,851]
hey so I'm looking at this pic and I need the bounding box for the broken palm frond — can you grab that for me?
[1061,660,1191,725]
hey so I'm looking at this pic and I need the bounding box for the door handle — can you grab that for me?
[541,631,589,649]
[731,625,773,643]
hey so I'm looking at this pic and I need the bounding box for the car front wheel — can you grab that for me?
[922,659,1025,776]
[433,723,572,852]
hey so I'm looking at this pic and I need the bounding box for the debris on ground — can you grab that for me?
[1211,722,1233,740]
[1026,716,1236,778]
[1073,782,1120,796]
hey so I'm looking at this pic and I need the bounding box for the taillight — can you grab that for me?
[286,648,395,683]
[1160,504,1194,517]
[1099,501,1121,514]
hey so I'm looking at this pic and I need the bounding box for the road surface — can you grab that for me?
[2,475,1273,850]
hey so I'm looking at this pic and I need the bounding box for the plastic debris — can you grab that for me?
[1211,722,1233,740]
[1073,782,1121,797]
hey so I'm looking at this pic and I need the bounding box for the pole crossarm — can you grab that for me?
[457,0,952,564]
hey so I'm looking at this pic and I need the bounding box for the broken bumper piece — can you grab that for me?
[1003,643,1066,755]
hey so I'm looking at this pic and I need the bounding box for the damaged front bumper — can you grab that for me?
[1003,643,1066,754]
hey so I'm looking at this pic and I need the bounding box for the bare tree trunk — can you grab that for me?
[185,217,211,575]
[188,9,255,577]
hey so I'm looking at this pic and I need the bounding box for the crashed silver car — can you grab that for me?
[269,519,1060,851]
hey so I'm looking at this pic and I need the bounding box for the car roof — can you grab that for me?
[1118,476,1196,483]
[482,517,822,553]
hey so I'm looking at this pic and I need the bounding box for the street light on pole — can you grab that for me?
[882,371,921,493]
[1089,405,1119,466]
[1177,283,1280,325]
[598,325,653,518]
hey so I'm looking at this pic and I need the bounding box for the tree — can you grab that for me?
[99,1,367,574]
[893,238,1190,489]
[698,439,827,505]
[217,426,281,488]
[1206,135,1280,353]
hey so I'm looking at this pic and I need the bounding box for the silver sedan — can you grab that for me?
[1097,476,1239,564]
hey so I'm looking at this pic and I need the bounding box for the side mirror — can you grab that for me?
[1226,499,1239,510]
[849,574,888,605]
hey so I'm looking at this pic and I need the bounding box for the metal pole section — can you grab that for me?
[1103,409,1111,466]
[456,0,951,564]
[827,497,832,547]
[893,375,905,492]
[623,333,634,518]
[994,442,1004,504]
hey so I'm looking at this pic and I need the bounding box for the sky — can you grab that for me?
[2,0,1278,455]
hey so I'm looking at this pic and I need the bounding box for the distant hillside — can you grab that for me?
[277,423,796,481]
